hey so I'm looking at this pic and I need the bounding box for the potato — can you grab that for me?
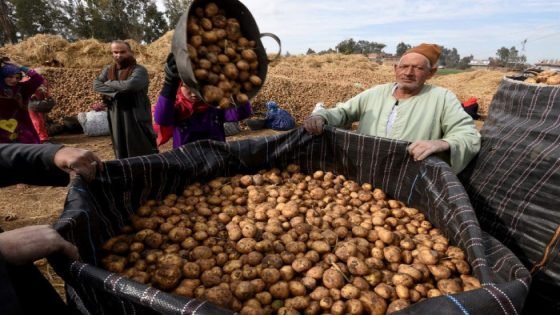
[102,255,127,273]
[204,2,219,17]
[234,281,256,301]
[346,256,369,276]
[396,264,422,282]
[427,288,442,298]
[236,238,257,254]
[446,246,466,260]
[153,265,182,290]
[288,280,307,296]
[224,63,239,79]
[291,257,312,273]
[417,248,439,265]
[374,283,396,300]
[359,291,387,315]
[249,75,262,86]
[428,264,452,281]
[334,242,357,262]
[345,299,363,314]
[383,246,402,263]
[202,85,224,103]
[205,285,233,307]
[392,273,415,288]
[261,268,281,284]
[387,299,410,314]
[331,300,345,315]
[437,278,463,294]
[269,281,290,299]
[322,268,345,289]
[340,284,360,299]
[310,286,329,301]
[305,265,324,280]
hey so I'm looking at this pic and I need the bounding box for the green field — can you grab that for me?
[436,68,464,75]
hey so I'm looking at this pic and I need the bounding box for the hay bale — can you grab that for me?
[146,30,173,66]
[0,34,69,66]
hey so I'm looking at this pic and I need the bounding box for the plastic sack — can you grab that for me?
[264,101,295,130]
[77,111,110,137]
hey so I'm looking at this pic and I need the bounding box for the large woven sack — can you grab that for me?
[460,77,560,314]
[51,127,530,315]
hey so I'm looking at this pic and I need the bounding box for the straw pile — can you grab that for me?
[2,35,509,125]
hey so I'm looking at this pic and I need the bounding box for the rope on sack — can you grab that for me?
[530,225,560,274]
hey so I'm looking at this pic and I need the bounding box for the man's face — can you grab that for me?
[394,53,435,93]
[111,43,132,64]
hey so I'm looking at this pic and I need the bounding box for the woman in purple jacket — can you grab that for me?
[0,61,44,144]
[153,55,251,148]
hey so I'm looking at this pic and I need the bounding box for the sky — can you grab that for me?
[157,0,560,64]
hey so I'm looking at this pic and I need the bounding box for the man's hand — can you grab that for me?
[0,225,79,265]
[407,140,450,161]
[53,147,103,182]
[303,116,326,135]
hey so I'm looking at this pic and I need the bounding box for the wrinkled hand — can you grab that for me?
[407,140,450,161]
[0,225,79,265]
[303,116,326,135]
[53,147,103,182]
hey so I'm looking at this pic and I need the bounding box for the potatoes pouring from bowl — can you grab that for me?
[187,2,261,109]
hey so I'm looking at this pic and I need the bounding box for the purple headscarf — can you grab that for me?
[0,64,22,89]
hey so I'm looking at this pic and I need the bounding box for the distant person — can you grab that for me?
[0,59,44,144]
[27,71,53,143]
[153,54,252,148]
[93,40,157,158]
[304,43,480,174]
[0,143,102,315]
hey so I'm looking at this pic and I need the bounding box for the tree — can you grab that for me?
[336,38,385,55]
[164,0,190,29]
[457,55,473,69]
[62,0,166,42]
[0,0,17,44]
[137,0,168,43]
[440,47,460,68]
[336,38,356,54]
[306,48,316,55]
[496,47,510,66]
[10,0,53,38]
[318,48,335,55]
[395,42,411,56]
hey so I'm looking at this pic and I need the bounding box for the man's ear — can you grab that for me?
[428,67,438,78]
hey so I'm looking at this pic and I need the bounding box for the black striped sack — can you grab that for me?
[53,127,530,315]
[460,77,560,314]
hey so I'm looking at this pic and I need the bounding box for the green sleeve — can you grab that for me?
[440,91,481,173]
[313,91,367,127]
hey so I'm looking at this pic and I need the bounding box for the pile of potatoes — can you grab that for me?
[186,2,262,108]
[101,165,481,315]
[524,70,560,85]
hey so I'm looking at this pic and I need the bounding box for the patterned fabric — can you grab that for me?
[53,127,530,315]
[460,77,560,312]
